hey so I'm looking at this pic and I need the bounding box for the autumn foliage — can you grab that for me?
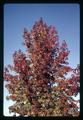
[4,18,80,116]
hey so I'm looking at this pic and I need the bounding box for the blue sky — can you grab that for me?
[4,4,80,116]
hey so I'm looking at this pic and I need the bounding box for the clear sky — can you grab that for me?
[4,4,80,116]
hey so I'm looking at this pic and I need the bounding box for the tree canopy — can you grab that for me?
[4,18,80,116]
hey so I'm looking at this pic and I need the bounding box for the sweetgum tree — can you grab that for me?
[4,18,80,116]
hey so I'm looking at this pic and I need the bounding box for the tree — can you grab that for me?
[4,18,80,116]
